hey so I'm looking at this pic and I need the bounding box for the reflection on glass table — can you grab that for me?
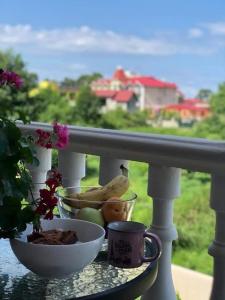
[0,239,158,300]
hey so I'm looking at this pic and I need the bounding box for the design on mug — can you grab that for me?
[115,239,132,255]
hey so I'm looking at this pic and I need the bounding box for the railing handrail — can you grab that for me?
[18,121,225,173]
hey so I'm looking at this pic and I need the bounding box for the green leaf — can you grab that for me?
[0,130,8,156]
[4,121,21,141]
[20,146,34,163]
[20,206,35,223]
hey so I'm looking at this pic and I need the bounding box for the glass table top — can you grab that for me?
[0,239,152,300]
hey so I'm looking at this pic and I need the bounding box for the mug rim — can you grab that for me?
[107,221,146,233]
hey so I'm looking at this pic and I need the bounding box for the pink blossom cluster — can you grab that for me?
[0,69,23,88]
[36,170,62,220]
[53,122,69,149]
[36,122,69,149]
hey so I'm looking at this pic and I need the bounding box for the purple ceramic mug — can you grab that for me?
[107,221,162,268]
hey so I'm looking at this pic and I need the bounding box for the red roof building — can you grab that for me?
[127,76,177,89]
[95,90,116,98]
[94,89,137,112]
[164,98,210,121]
[113,68,127,82]
[91,67,179,110]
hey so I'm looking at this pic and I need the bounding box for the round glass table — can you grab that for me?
[0,239,158,300]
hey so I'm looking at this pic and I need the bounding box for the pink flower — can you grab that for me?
[0,69,23,88]
[35,123,69,150]
[53,122,69,149]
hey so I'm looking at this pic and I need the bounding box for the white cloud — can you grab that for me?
[0,24,217,56]
[188,28,204,38]
[204,22,225,35]
[68,63,87,71]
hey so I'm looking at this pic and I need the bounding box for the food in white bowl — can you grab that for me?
[10,218,105,279]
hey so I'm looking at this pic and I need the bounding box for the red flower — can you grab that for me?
[53,122,69,149]
[35,123,69,150]
[0,69,23,88]
[44,210,54,220]
[35,170,62,220]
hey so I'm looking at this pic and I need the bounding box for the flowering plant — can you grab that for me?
[36,122,69,149]
[0,69,69,238]
[0,69,23,88]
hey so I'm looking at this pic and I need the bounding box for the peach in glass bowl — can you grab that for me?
[56,186,136,228]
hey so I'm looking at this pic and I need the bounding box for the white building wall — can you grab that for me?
[144,87,178,108]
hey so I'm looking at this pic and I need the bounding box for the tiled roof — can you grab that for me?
[92,68,177,89]
[94,89,134,103]
[166,103,209,111]
[95,90,116,98]
[113,68,127,81]
[113,90,134,102]
[127,76,177,89]
[183,98,204,105]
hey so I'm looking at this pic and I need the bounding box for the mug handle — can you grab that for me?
[142,232,162,263]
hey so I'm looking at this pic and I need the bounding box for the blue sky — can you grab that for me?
[1,0,225,96]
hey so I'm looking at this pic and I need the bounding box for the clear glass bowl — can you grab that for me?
[56,186,137,227]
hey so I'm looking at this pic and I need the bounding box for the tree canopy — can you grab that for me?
[194,83,225,139]
[74,86,103,126]
[196,89,213,101]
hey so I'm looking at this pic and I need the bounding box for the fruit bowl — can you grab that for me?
[56,186,136,227]
[10,218,105,278]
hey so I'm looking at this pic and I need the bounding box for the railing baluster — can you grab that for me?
[58,150,86,188]
[99,156,128,185]
[27,145,52,201]
[209,173,225,300]
[141,165,180,300]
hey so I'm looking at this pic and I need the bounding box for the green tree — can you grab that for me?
[196,89,213,101]
[100,108,148,129]
[35,89,73,124]
[76,73,102,88]
[74,86,103,126]
[60,77,77,88]
[194,83,225,139]
[0,49,38,120]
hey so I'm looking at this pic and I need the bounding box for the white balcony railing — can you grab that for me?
[19,121,225,300]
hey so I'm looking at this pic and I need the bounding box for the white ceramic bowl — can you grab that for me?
[10,218,105,278]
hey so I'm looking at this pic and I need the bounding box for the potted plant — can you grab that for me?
[0,68,69,239]
[0,69,105,278]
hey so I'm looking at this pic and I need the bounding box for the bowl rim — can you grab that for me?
[10,218,105,248]
[56,186,137,203]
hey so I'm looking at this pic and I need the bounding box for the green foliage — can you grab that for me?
[196,88,213,101]
[194,83,225,139]
[0,118,37,238]
[210,82,225,114]
[176,294,182,300]
[76,73,102,88]
[74,86,104,126]
[158,109,180,121]
[0,49,38,120]
[60,77,77,88]
[60,73,102,89]
[35,89,73,124]
[101,108,148,129]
